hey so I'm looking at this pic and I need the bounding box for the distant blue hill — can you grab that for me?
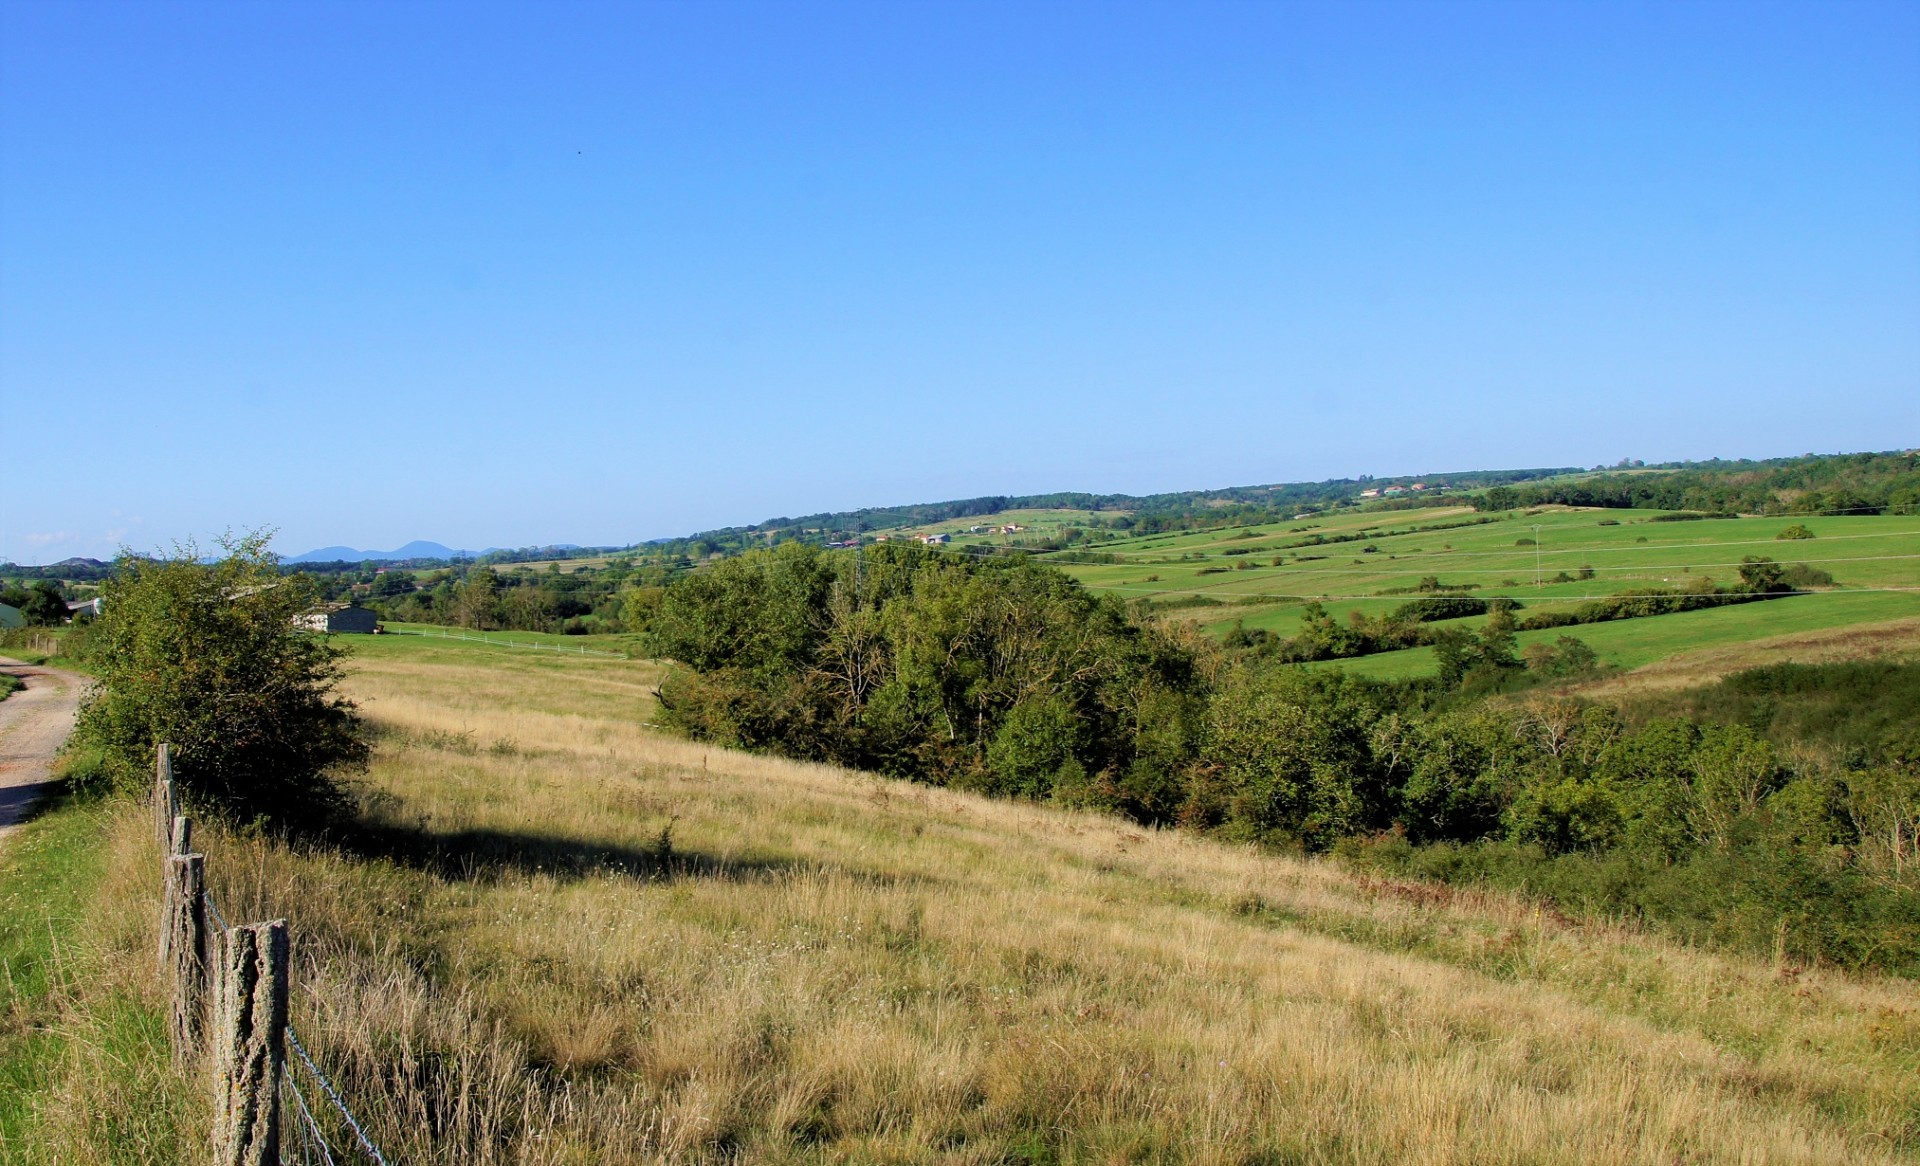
[284,541,590,564]
[286,541,481,563]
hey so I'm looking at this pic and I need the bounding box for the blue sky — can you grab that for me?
[2,1,1916,561]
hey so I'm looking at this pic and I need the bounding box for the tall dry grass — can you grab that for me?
[26,636,1920,1162]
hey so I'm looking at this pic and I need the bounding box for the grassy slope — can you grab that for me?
[15,636,1916,1163]
[1031,507,1919,681]
[0,793,193,1163]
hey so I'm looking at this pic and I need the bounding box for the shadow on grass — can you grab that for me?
[0,778,66,835]
[334,819,805,886]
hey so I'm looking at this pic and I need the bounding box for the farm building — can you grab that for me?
[296,606,379,634]
[66,597,103,619]
[0,604,22,630]
[920,533,950,545]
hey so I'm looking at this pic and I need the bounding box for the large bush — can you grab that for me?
[72,534,368,824]
[651,542,1204,797]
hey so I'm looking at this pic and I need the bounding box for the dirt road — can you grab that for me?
[0,656,86,840]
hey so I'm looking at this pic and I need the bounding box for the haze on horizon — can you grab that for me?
[2,0,1916,563]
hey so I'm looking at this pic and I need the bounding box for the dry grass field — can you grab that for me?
[8,634,1920,1163]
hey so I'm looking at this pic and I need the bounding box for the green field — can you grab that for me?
[1034,506,1920,678]
[1302,590,1920,680]
[377,620,639,655]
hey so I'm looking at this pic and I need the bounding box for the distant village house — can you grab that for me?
[296,606,379,634]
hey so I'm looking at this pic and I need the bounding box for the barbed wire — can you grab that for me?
[285,1073,340,1166]
[288,1026,392,1166]
[200,888,390,1166]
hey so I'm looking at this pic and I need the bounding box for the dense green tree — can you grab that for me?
[21,581,69,626]
[1737,555,1786,592]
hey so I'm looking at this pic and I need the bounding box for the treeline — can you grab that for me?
[653,467,1583,557]
[342,561,679,635]
[650,544,1918,973]
[1473,451,1920,515]
[0,557,114,582]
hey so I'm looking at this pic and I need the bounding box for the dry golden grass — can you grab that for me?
[25,635,1920,1163]
[1554,615,1920,702]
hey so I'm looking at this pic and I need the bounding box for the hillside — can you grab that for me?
[5,633,1917,1163]
[1038,504,1920,681]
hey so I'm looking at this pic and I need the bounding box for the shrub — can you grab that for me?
[1776,524,1815,540]
[1780,563,1835,589]
[1737,555,1786,592]
[71,533,368,825]
[1521,635,1599,679]
[1390,596,1488,623]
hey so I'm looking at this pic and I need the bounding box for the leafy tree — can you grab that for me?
[22,581,69,626]
[72,533,367,824]
[1737,555,1786,592]
[1199,668,1384,847]
[369,571,416,597]
[453,568,503,629]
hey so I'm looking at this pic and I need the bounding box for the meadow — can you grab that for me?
[1040,507,1920,676]
[5,632,1918,1163]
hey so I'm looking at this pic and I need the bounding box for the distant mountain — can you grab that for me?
[286,541,480,564]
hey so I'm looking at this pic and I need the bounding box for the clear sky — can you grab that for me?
[2,1,1916,561]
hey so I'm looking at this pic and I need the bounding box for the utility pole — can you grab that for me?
[1532,523,1543,587]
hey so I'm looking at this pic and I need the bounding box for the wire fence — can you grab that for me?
[198,888,391,1165]
[157,744,393,1165]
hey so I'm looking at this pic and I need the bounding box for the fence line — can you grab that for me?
[390,625,626,658]
[153,744,391,1165]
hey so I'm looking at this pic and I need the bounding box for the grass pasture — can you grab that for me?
[1302,589,1920,681]
[7,635,1920,1163]
[1028,507,1920,680]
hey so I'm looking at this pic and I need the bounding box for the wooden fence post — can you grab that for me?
[161,852,208,1061]
[211,920,289,1166]
[154,743,176,845]
[159,813,196,970]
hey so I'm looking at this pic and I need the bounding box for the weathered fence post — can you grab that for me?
[211,920,289,1166]
[161,852,208,1060]
[160,818,195,971]
[154,743,176,845]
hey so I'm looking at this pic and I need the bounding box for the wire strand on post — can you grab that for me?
[287,1027,391,1166]
[285,1073,339,1166]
